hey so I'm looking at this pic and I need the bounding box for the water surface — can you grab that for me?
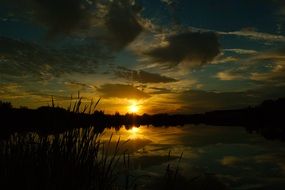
[101,125,285,190]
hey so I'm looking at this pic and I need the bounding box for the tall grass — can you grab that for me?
[0,128,132,190]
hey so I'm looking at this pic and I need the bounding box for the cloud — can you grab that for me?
[33,0,93,36]
[144,31,220,69]
[272,0,285,16]
[0,82,80,108]
[97,84,150,99]
[0,37,106,82]
[249,47,285,63]
[211,48,257,65]
[219,27,285,42]
[211,56,239,64]
[161,0,174,6]
[220,156,243,166]
[103,0,143,50]
[176,85,285,113]
[188,26,285,43]
[1,0,94,36]
[177,90,258,113]
[248,85,285,100]
[216,70,246,81]
[0,83,22,97]
[224,49,257,55]
[213,47,285,82]
[254,153,285,174]
[0,37,52,82]
[251,64,285,83]
[247,47,285,84]
[148,87,173,94]
[115,67,177,83]
[64,81,95,90]
[1,0,144,50]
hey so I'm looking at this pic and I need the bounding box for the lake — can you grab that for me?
[100,124,285,190]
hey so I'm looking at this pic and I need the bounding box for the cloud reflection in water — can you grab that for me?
[99,125,285,189]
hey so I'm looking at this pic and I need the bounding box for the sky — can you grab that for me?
[1,0,285,114]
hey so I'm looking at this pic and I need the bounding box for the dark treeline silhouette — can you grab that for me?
[1,98,285,140]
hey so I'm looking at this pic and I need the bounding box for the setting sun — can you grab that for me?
[129,103,139,113]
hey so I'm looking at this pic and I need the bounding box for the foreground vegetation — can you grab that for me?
[0,128,130,190]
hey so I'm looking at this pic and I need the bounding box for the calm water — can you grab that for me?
[101,124,285,190]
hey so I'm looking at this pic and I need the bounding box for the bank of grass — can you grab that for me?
[0,128,133,190]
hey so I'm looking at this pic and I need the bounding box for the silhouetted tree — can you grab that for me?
[0,101,12,110]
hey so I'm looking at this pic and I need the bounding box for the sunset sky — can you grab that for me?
[1,0,285,114]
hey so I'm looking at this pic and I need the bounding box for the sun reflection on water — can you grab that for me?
[128,126,140,139]
[100,126,146,142]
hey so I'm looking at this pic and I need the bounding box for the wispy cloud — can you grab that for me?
[114,66,177,83]
[211,55,239,64]
[214,47,285,83]
[216,70,246,81]
[97,83,150,99]
[64,81,95,90]
[224,48,258,55]
[219,27,285,42]
[188,26,285,43]
[251,64,285,83]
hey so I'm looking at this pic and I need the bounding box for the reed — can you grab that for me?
[0,127,132,190]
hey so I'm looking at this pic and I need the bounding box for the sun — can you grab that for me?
[129,103,139,113]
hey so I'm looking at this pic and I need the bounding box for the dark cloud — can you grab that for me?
[0,36,38,53]
[273,0,285,16]
[115,67,177,83]
[0,37,107,82]
[31,0,92,36]
[177,86,285,113]
[104,0,143,50]
[247,85,285,100]
[1,0,143,49]
[145,31,220,68]
[178,90,256,113]
[1,0,94,36]
[0,37,52,82]
[97,84,150,99]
